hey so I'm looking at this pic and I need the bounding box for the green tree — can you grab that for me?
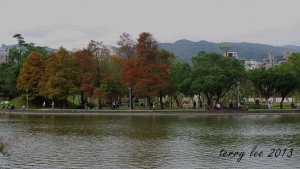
[272,63,299,105]
[167,60,191,107]
[3,34,49,100]
[9,34,48,65]
[247,67,277,103]
[86,40,110,109]
[0,63,20,99]
[11,34,26,64]
[100,77,122,105]
[190,52,246,106]
[98,55,126,105]
[285,52,300,100]
[0,63,18,100]
[157,49,176,109]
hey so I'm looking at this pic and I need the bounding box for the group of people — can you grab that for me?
[178,101,224,111]
[290,102,298,109]
[41,101,55,110]
[111,100,120,110]
[179,102,187,109]
[210,102,222,110]
[1,104,15,113]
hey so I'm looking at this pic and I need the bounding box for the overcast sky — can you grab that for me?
[1,0,300,50]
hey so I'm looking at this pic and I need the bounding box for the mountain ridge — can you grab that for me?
[158,40,300,64]
[4,40,300,64]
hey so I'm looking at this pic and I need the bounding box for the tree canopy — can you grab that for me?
[190,51,246,105]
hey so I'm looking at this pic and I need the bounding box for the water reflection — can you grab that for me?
[0,114,300,168]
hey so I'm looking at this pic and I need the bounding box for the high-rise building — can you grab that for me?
[262,52,276,69]
[0,44,8,63]
[283,51,291,59]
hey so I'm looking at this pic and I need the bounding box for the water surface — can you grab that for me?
[0,114,300,168]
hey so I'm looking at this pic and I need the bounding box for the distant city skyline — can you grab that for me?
[1,0,300,50]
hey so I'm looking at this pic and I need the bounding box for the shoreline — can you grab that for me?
[3,109,300,115]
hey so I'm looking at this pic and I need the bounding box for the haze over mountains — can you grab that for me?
[6,39,300,64]
[159,40,300,64]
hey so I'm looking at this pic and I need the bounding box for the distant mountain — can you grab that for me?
[158,40,300,64]
[281,45,300,50]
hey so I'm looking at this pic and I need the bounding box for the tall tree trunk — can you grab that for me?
[197,95,202,108]
[170,96,172,108]
[80,90,84,105]
[205,92,212,107]
[60,99,63,109]
[200,93,205,108]
[160,90,164,109]
[173,93,180,107]
[146,96,151,109]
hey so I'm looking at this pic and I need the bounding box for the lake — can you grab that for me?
[0,113,300,168]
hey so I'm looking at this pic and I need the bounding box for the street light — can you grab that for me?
[129,86,131,111]
[237,86,240,107]
[26,89,28,110]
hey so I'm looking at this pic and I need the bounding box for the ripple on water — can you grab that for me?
[0,114,300,168]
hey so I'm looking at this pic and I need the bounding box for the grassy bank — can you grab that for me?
[1,96,298,111]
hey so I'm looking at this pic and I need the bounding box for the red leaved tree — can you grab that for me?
[121,32,170,109]
[74,49,97,105]
[74,40,110,109]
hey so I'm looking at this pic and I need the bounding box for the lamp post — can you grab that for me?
[237,86,240,107]
[26,89,28,110]
[129,86,131,111]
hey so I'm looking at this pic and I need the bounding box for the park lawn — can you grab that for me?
[1,96,26,110]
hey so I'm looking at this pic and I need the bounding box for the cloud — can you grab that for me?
[229,23,300,46]
[2,0,300,49]
[7,24,109,49]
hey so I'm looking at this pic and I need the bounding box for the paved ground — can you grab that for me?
[3,108,300,115]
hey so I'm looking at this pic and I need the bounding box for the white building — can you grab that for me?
[245,59,261,70]
[227,52,238,59]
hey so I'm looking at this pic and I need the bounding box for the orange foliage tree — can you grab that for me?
[16,51,46,106]
[121,32,172,109]
[38,47,79,109]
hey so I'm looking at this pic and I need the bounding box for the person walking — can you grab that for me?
[116,100,120,109]
[10,104,15,113]
[183,102,186,109]
[268,100,272,110]
[51,101,55,110]
[203,103,207,111]
[42,101,45,109]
